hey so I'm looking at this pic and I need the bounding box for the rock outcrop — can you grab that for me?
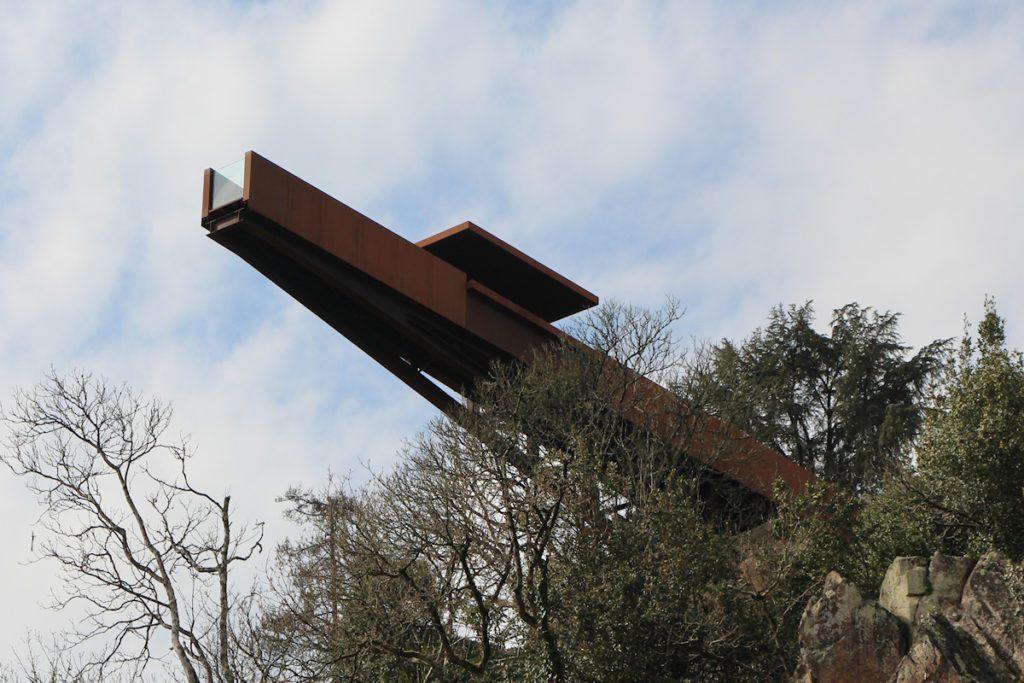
[797,552,1024,682]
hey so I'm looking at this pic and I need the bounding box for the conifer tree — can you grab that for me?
[688,302,947,493]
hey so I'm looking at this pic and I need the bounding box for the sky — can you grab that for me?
[2,0,1023,665]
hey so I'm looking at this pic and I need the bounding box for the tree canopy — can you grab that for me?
[0,372,262,682]
[895,298,1024,561]
[688,302,948,493]
[244,303,797,681]
[238,299,1024,681]
[6,298,1024,682]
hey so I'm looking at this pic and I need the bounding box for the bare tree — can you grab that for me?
[248,302,775,681]
[1,371,262,682]
[0,631,128,683]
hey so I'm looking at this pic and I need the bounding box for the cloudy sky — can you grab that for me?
[2,0,1023,662]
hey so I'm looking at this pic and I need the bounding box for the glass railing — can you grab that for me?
[210,159,245,210]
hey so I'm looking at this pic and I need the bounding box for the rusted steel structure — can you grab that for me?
[200,152,813,507]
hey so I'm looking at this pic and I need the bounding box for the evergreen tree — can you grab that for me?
[911,298,1024,560]
[688,302,947,493]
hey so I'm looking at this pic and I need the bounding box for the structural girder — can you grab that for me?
[200,152,814,507]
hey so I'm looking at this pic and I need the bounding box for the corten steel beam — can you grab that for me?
[200,152,813,505]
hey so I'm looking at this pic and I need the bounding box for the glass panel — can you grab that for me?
[210,159,245,209]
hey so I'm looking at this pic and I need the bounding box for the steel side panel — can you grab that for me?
[612,372,814,498]
[465,287,559,361]
[245,152,468,326]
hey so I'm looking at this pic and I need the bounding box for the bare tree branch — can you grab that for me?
[1,371,262,682]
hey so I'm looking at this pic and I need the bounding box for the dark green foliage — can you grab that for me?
[248,298,1024,681]
[850,480,938,590]
[755,300,1024,613]
[17,299,1024,681]
[249,303,801,681]
[688,302,947,493]
[903,298,1024,561]
[554,478,765,681]
[766,298,1024,598]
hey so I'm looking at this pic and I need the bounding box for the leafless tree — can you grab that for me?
[248,301,772,681]
[1,371,262,682]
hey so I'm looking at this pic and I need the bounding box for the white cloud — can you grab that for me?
[643,2,1024,347]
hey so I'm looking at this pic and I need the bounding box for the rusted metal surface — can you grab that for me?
[243,152,469,325]
[200,152,815,505]
[419,221,598,322]
[201,168,212,221]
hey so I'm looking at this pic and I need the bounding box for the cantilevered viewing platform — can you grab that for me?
[200,152,813,513]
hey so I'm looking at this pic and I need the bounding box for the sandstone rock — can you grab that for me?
[799,571,864,653]
[892,621,961,682]
[893,612,1014,682]
[796,552,1024,683]
[879,556,930,627]
[928,552,974,609]
[957,553,1024,676]
[796,572,906,683]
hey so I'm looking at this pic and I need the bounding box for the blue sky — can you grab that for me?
[2,0,1024,662]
